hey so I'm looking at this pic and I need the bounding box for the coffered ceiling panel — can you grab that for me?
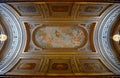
[10,59,43,74]
[8,2,112,20]
[76,4,110,16]
[9,3,43,16]
[46,3,73,18]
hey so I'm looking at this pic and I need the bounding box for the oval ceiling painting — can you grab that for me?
[33,26,87,49]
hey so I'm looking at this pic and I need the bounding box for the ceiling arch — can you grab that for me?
[94,3,120,74]
[0,3,26,74]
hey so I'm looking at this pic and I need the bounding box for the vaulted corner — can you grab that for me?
[0,2,120,77]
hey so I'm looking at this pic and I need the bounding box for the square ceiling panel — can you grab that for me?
[47,3,73,17]
[9,3,43,16]
[77,4,110,16]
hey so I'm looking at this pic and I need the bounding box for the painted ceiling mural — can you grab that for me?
[33,25,87,49]
[0,2,120,76]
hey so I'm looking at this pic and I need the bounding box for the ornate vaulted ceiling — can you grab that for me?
[0,2,120,76]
